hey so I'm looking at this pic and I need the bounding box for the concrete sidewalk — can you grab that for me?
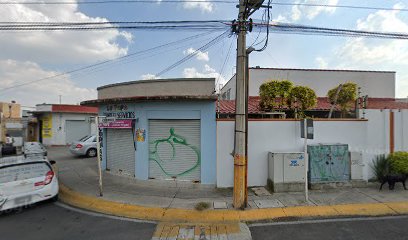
[51,146,408,223]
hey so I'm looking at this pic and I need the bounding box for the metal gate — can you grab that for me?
[106,128,135,177]
[66,120,91,144]
[148,120,201,181]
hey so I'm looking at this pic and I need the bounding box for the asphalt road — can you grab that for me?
[0,201,156,240]
[250,216,408,240]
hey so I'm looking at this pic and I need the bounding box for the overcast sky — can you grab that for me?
[0,0,407,107]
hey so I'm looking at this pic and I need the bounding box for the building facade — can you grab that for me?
[0,101,23,146]
[32,104,98,145]
[82,78,217,184]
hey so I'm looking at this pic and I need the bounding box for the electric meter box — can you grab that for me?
[268,152,305,192]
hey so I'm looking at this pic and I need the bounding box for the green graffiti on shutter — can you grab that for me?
[149,128,200,177]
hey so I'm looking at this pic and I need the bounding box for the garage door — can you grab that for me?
[149,120,201,181]
[106,128,135,177]
[66,120,91,144]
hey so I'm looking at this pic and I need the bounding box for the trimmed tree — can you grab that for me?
[288,86,318,118]
[327,82,357,117]
[259,80,293,111]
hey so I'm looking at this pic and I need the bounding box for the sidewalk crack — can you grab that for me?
[166,187,181,210]
[354,188,381,203]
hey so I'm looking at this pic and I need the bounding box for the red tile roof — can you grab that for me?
[218,97,408,114]
[364,98,408,109]
[51,104,98,114]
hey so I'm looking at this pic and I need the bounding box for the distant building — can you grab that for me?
[0,101,23,146]
[31,104,98,145]
[220,67,395,100]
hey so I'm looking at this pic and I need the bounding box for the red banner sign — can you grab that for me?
[98,119,133,129]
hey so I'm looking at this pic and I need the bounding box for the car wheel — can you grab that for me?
[87,148,97,157]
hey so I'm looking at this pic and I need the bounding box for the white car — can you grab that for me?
[0,155,58,212]
[23,142,47,157]
[69,135,97,157]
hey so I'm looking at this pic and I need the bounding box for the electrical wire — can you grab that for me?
[2,1,408,13]
[253,22,408,40]
[215,38,234,91]
[155,30,229,77]
[249,6,265,48]
[254,0,271,52]
[67,32,219,79]
[0,31,217,93]
[0,21,230,31]
[0,20,229,25]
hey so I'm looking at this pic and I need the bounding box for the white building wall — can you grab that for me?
[221,69,395,99]
[358,109,408,179]
[42,113,94,145]
[394,109,408,152]
[217,120,368,187]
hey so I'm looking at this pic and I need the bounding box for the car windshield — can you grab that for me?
[78,135,92,142]
[0,162,51,184]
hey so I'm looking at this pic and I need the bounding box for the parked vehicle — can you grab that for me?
[23,142,47,157]
[69,135,97,157]
[1,144,16,156]
[0,156,58,212]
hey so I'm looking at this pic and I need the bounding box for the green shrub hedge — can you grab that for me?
[388,151,408,174]
[371,152,408,181]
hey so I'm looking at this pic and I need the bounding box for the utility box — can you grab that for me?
[268,152,305,192]
[350,152,364,180]
[308,144,350,183]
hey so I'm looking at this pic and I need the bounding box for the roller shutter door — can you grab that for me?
[149,120,201,181]
[106,128,135,177]
[66,120,91,144]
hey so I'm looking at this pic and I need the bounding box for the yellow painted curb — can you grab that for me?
[59,183,408,223]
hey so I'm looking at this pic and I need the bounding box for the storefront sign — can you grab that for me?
[98,119,133,129]
[103,104,135,119]
[42,114,52,138]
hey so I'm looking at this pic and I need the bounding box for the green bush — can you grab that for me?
[194,202,210,211]
[371,154,390,181]
[388,151,408,174]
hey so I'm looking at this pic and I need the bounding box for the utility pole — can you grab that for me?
[233,0,264,209]
[95,116,103,197]
[233,9,248,209]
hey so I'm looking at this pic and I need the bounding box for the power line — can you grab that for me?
[2,1,408,12]
[0,20,229,25]
[0,31,216,94]
[0,0,235,4]
[0,21,230,31]
[216,37,234,90]
[155,30,229,77]
[67,32,219,79]
[253,22,408,40]
[254,0,271,52]
[2,19,408,40]
[271,2,408,12]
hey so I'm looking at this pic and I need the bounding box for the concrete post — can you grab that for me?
[233,1,248,209]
